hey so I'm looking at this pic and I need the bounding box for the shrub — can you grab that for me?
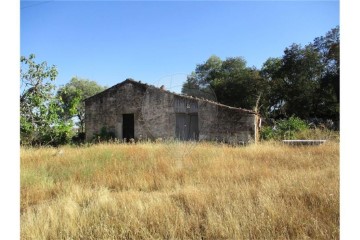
[259,126,275,141]
[260,116,309,140]
[276,116,309,139]
[72,132,86,144]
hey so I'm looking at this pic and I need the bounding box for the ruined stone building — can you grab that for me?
[84,79,261,143]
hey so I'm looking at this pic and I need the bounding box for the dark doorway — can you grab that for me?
[123,114,134,140]
[175,113,199,140]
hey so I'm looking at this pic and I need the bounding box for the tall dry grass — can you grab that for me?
[21,141,339,239]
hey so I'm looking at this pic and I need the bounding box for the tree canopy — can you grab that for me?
[183,26,339,127]
[261,26,339,123]
[20,54,74,145]
[56,77,107,133]
[182,55,268,114]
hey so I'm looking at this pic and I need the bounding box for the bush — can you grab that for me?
[260,116,309,140]
[39,123,75,146]
[72,132,86,144]
[259,126,275,141]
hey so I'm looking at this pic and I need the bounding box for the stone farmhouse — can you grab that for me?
[84,79,261,144]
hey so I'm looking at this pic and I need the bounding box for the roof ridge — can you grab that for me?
[84,79,258,115]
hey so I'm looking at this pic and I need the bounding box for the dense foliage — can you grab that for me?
[261,26,339,122]
[20,54,74,146]
[260,116,309,140]
[57,77,107,133]
[182,26,339,128]
[182,55,266,113]
[20,55,106,146]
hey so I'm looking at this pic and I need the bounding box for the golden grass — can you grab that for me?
[21,141,339,239]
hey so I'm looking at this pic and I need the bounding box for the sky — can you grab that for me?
[20,0,339,93]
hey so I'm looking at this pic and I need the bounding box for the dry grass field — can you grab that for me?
[20,141,339,239]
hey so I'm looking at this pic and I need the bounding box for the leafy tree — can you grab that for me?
[280,43,323,118]
[57,77,107,133]
[261,44,322,119]
[260,26,339,125]
[312,26,339,124]
[182,55,268,114]
[260,57,284,117]
[212,57,267,112]
[182,55,221,101]
[194,55,223,85]
[20,54,74,146]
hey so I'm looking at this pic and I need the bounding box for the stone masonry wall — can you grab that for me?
[85,81,147,141]
[197,100,256,143]
[85,80,258,143]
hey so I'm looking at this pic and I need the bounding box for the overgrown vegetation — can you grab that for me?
[57,77,107,133]
[182,26,339,127]
[260,116,308,140]
[21,142,339,239]
[20,54,74,146]
[20,55,106,146]
[260,117,339,141]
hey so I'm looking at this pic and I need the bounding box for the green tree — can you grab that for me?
[312,26,339,124]
[20,54,74,146]
[57,77,106,133]
[212,57,267,112]
[183,55,268,114]
[280,43,323,118]
[261,44,324,119]
[260,26,339,124]
[260,57,284,118]
[194,55,223,85]
[182,55,221,101]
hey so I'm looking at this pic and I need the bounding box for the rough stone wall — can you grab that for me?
[197,100,256,143]
[213,106,256,143]
[85,82,147,141]
[197,100,219,140]
[85,80,258,143]
[85,81,177,141]
[141,87,175,139]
